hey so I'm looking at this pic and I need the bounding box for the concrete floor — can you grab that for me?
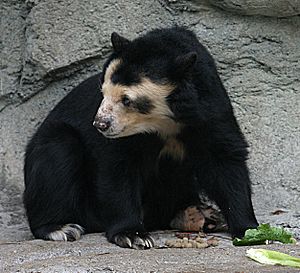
[1,231,299,273]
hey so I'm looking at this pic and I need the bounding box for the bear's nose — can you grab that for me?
[93,117,111,132]
[98,121,111,132]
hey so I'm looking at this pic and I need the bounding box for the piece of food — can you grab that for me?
[246,248,300,268]
[165,235,218,248]
[233,223,297,246]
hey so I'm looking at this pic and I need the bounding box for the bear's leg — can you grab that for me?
[24,122,87,241]
[100,181,154,249]
[32,224,84,241]
[200,161,258,238]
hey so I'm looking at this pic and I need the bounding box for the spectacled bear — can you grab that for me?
[24,27,258,249]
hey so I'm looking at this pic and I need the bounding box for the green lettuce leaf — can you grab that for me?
[246,248,300,268]
[233,223,297,246]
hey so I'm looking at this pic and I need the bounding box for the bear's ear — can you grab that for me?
[174,52,197,74]
[111,32,130,53]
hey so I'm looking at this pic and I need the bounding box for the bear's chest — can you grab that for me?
[159,137,185,161]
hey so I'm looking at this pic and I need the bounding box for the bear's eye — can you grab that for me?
[121,95,131,107]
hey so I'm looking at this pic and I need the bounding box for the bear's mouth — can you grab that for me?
[101,128,126,138]
[104,133,121,138]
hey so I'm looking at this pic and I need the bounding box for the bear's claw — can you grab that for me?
[112,231,154,250]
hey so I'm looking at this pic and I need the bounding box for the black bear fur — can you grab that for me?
[24,27,258,249]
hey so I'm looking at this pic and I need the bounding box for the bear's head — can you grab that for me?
[93,31,198,139]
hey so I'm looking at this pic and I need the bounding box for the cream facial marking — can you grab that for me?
[94,59,181,138]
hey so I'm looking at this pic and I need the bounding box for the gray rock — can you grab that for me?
[194,0,300,17]
[0,0,28,110]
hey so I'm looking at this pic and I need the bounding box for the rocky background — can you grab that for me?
[1,0,299,242]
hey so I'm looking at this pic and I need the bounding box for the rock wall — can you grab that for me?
[205,0,300,17]
[1,0,299,240]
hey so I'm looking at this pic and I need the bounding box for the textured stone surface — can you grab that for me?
[20,0,175,101]
[0,0,299,251]
[203,0,300,17]
[0,0,28,110]
[0,233,300,273]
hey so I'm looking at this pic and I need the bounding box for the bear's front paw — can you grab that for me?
[112,231,154,250]
[231,222,259,239]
